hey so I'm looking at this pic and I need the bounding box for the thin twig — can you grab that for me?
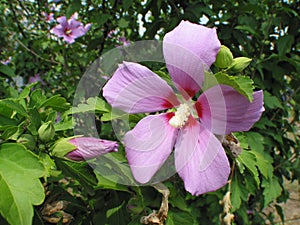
[5,28,60,65]
[228,161,235,193]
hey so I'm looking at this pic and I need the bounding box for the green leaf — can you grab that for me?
[237,150,260,186]
[123,0,133,10]
[54,117,74,131]
[92,153,135,185]
[251,149,273,179]
[95,173,129,192]
[1,125,22,140]
[0,143,45,225]
[0,99,27,117]
[241,132,273,179]
[39,95,70,111]
[166,210,197,225]
[66,0,81,18]
[246,132,265,152]
[0,65,15,77]
[106,201,125,218]
[55,159,97,195]
[275,204,285,223]
[235,25,257,36]
[18,83,36,99]
[118,18,129,28]
[167,183,190,212]
[262,176,282,208]
[0,115,18,129]
[27,108,41,135]
[231,173,249,211]
[38,152,56,178]
[93,13,111,26]
[253,117,276,129]
[106,201,128,225]
[70,97,110,115]
[29,89,47,109]
[101,109,128,122]
[264,91,283,109]
[203,72,254,101]
[277,35,294,55]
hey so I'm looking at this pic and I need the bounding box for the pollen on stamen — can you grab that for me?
[65,29,72,35]
[169,103,191,128]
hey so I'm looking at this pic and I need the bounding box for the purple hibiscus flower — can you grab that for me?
[118,37,130,46]
[42,12,54,23]
[1,56,12,65]
[28,73,44,84]
[50,12,91,44]
[103,21,264,195]
[66,137,118,161]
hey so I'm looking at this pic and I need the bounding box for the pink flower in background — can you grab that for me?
[66,137,118,161]
[1,56,12,65]
[42,12,54,23]
[118,37,130,46]
[50,3,59,11]
[50,12,91,44]
[103,21,264,195]
[28,74,44,84]
[107,30,116,38]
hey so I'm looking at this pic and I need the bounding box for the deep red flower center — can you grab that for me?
[65,28,72,35]
[194,101,202,118]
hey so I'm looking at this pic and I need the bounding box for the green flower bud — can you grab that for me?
[38,121,55,142]
[228,57,252,73]
[17,134,36,150]
[214,45,234,69]
[51,137,78,159]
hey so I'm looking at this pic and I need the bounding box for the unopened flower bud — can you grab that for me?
[17,134,36,150]
[228,57,252,73]
[52,137,118,161]
[214,45,234,69]
[38,121,55,142]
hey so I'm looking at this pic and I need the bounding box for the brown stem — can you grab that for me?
[140,183,170,225]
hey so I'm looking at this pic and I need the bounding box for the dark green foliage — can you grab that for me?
[0,0,299,224]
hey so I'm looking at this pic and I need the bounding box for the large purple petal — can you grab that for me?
[124,113,178,183]
[68,19,83,30]
[196,85,264,134]
[50,24,65,37]
[63,35,76,44]
[70,26,87,38]
[70,12,79,20]
[103,62,180,114]
[163,21,221,97]
[84,23,92,32]
[175,117,230,195]
[56,16,67,27]
[70,23,91,38]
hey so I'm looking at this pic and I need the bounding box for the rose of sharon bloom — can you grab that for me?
[50,12,91,44]
[42,12,54,23]
[103,21,264,195]
[118,37,130,46]
[66,137,118,161]
[1,56,12,65]
[28,74,43,84]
